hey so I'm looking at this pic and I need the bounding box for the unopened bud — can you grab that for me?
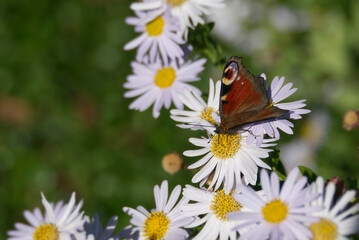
[162,152,183,175]
[343,110,359,131]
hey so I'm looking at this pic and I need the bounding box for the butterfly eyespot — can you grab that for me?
[241,81,244,85]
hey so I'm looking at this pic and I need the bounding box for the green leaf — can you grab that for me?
[187,23,226,69]
[345,176,358,190]
[267,149,286,180]
[298,166,317,183]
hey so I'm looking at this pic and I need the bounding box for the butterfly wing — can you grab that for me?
[218,56,287,133]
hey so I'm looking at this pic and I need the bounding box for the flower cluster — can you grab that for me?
[7,1,359,240]
[7,193,120,240]
[123,0,224,118]
[8,170,359,240]
[180,167,359,240]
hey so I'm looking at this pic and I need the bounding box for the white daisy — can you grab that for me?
[228,168,321,240]
[308,176,359,240]
[245,73,311,147]
[122,180,195,240]
[84,214,120,240]
[131,0,225,38]
[124,57,206,118]
[8,192,85,240]
[183,131,275,192]
[181,184,242,240]
[170,78,220,133]
[124,4,184,64]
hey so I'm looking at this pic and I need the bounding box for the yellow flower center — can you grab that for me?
[33,223,59,240]
[166,0,187,7]
[143,211,170,240]
[200,107,217,125]
[262,199,288,223]
[210,190,241,221]
[154,67,176,89]
[310,218,337,240]
[211,133,241,160]
[146,16,165,36]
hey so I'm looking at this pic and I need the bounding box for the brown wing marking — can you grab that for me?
[220,57,270,120]
[221,76,253,115]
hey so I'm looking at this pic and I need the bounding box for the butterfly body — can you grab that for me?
[215,56,288,135]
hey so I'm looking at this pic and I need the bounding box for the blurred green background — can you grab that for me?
[1,0,359,237]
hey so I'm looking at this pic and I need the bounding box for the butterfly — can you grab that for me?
[215,56,288,135]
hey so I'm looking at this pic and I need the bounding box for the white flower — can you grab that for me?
[84,214,119,240]
[8,192,85,240]
[183,131,275,191]
[181,185,242,240]
[245,74,311,146]
[122,180,195,240]
[124,5,184,64]
[131,0,225,38]
[308,176,359,239]
[124,57,206,118]
[228,168,321,240]
[170,78,220,133]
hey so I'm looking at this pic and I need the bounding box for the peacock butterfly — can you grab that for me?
[215,56,288,135]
